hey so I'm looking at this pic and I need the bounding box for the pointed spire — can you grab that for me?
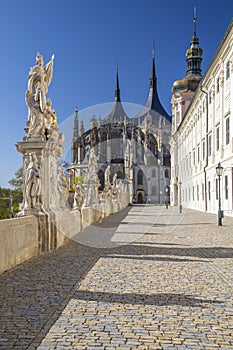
[107,64,127,121]
[150,41,156,88]
[114,64,121,102]
[80,118,85,135]
[138,44,169,120]
[186,7,203,76]
[193,6,197,37]
[72,107,79,164]
[73,106,79,140]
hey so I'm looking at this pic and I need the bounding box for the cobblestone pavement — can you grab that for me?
[1,206,233,350]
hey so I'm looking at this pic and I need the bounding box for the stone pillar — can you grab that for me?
[16,52,66,216]
[16,138,64,215]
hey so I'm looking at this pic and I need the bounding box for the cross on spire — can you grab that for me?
[193,7,197,36]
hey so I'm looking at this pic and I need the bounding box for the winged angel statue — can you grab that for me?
[26,52,54,139]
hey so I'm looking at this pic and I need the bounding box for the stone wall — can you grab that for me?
[0,216,39,274]
[0,193,130,274]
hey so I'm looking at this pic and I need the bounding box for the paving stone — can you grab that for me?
[0,207,233,349]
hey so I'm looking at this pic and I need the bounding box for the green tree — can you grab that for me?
[7,167,23,216]
[8,167,23,190]
[0,187,11,219]
[73,175,85,188]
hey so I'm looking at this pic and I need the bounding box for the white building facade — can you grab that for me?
[170,19,233,216]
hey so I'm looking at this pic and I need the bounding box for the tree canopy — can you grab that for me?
[0,167,23,219]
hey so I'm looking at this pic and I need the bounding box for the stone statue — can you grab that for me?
[88,148,99,178]
[83,148,100,206]
[104,165,111,190]
[25,52,54,139]
[112,173,118,200]
[47,104,64,157]
[44,98,57,134]
[22,152,41,212]
[112,173,117,188]
[57,167,69,208]
[103,165,112,202]
[73,181,84,211]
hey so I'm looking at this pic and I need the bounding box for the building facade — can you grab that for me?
[68,55,171,204]
[170,19,233,216]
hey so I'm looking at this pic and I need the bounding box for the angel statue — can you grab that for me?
[25,52,54,139]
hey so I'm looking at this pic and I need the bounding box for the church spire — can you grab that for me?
[150,41,156,88]
[186,7,203,76]
[193,6,197,36]
[73,107,79,140]
[107,64,128,121]
[114,64,121,102]
[144,44,169,120]
[72,107,79,164]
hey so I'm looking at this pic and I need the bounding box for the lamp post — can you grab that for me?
[216,162,223,226]
[165,185,169,209]
[179,181,182,213]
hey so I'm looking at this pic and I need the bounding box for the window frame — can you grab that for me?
[226,117,230,145]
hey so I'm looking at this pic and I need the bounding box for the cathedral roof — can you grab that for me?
[135,54,171,125]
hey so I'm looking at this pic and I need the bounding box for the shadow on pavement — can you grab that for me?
[0,241,101,349]
[74,290,224,307]
[103,244,233,259]
[0,205,232,349]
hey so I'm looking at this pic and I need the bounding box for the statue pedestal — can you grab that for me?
[16,139,61,214]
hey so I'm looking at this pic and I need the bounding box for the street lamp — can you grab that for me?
[179,181,182,213]
[165,185,169,209]
[216,162,223,226]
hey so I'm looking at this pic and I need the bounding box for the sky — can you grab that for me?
[0,0,232,188]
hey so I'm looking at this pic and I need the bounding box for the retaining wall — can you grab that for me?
[0,193,130,274]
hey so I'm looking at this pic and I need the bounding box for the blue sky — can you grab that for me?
[0,0,232,187]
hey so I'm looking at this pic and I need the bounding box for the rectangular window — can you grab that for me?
[208,135,212,156]
[216,77,220,93]
[209,91,212,104]
[226,61,230,80]
[216,178,218,200]
[197,185,199,201]
[202,140,205,160]
[197,146,200,163]
[225,175,228,200]
[226,117,230,145]
[208,181,211,201]
[202,100,205,113]
[216,126,220,151]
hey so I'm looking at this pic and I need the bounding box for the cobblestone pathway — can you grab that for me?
[1,206,233,349]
